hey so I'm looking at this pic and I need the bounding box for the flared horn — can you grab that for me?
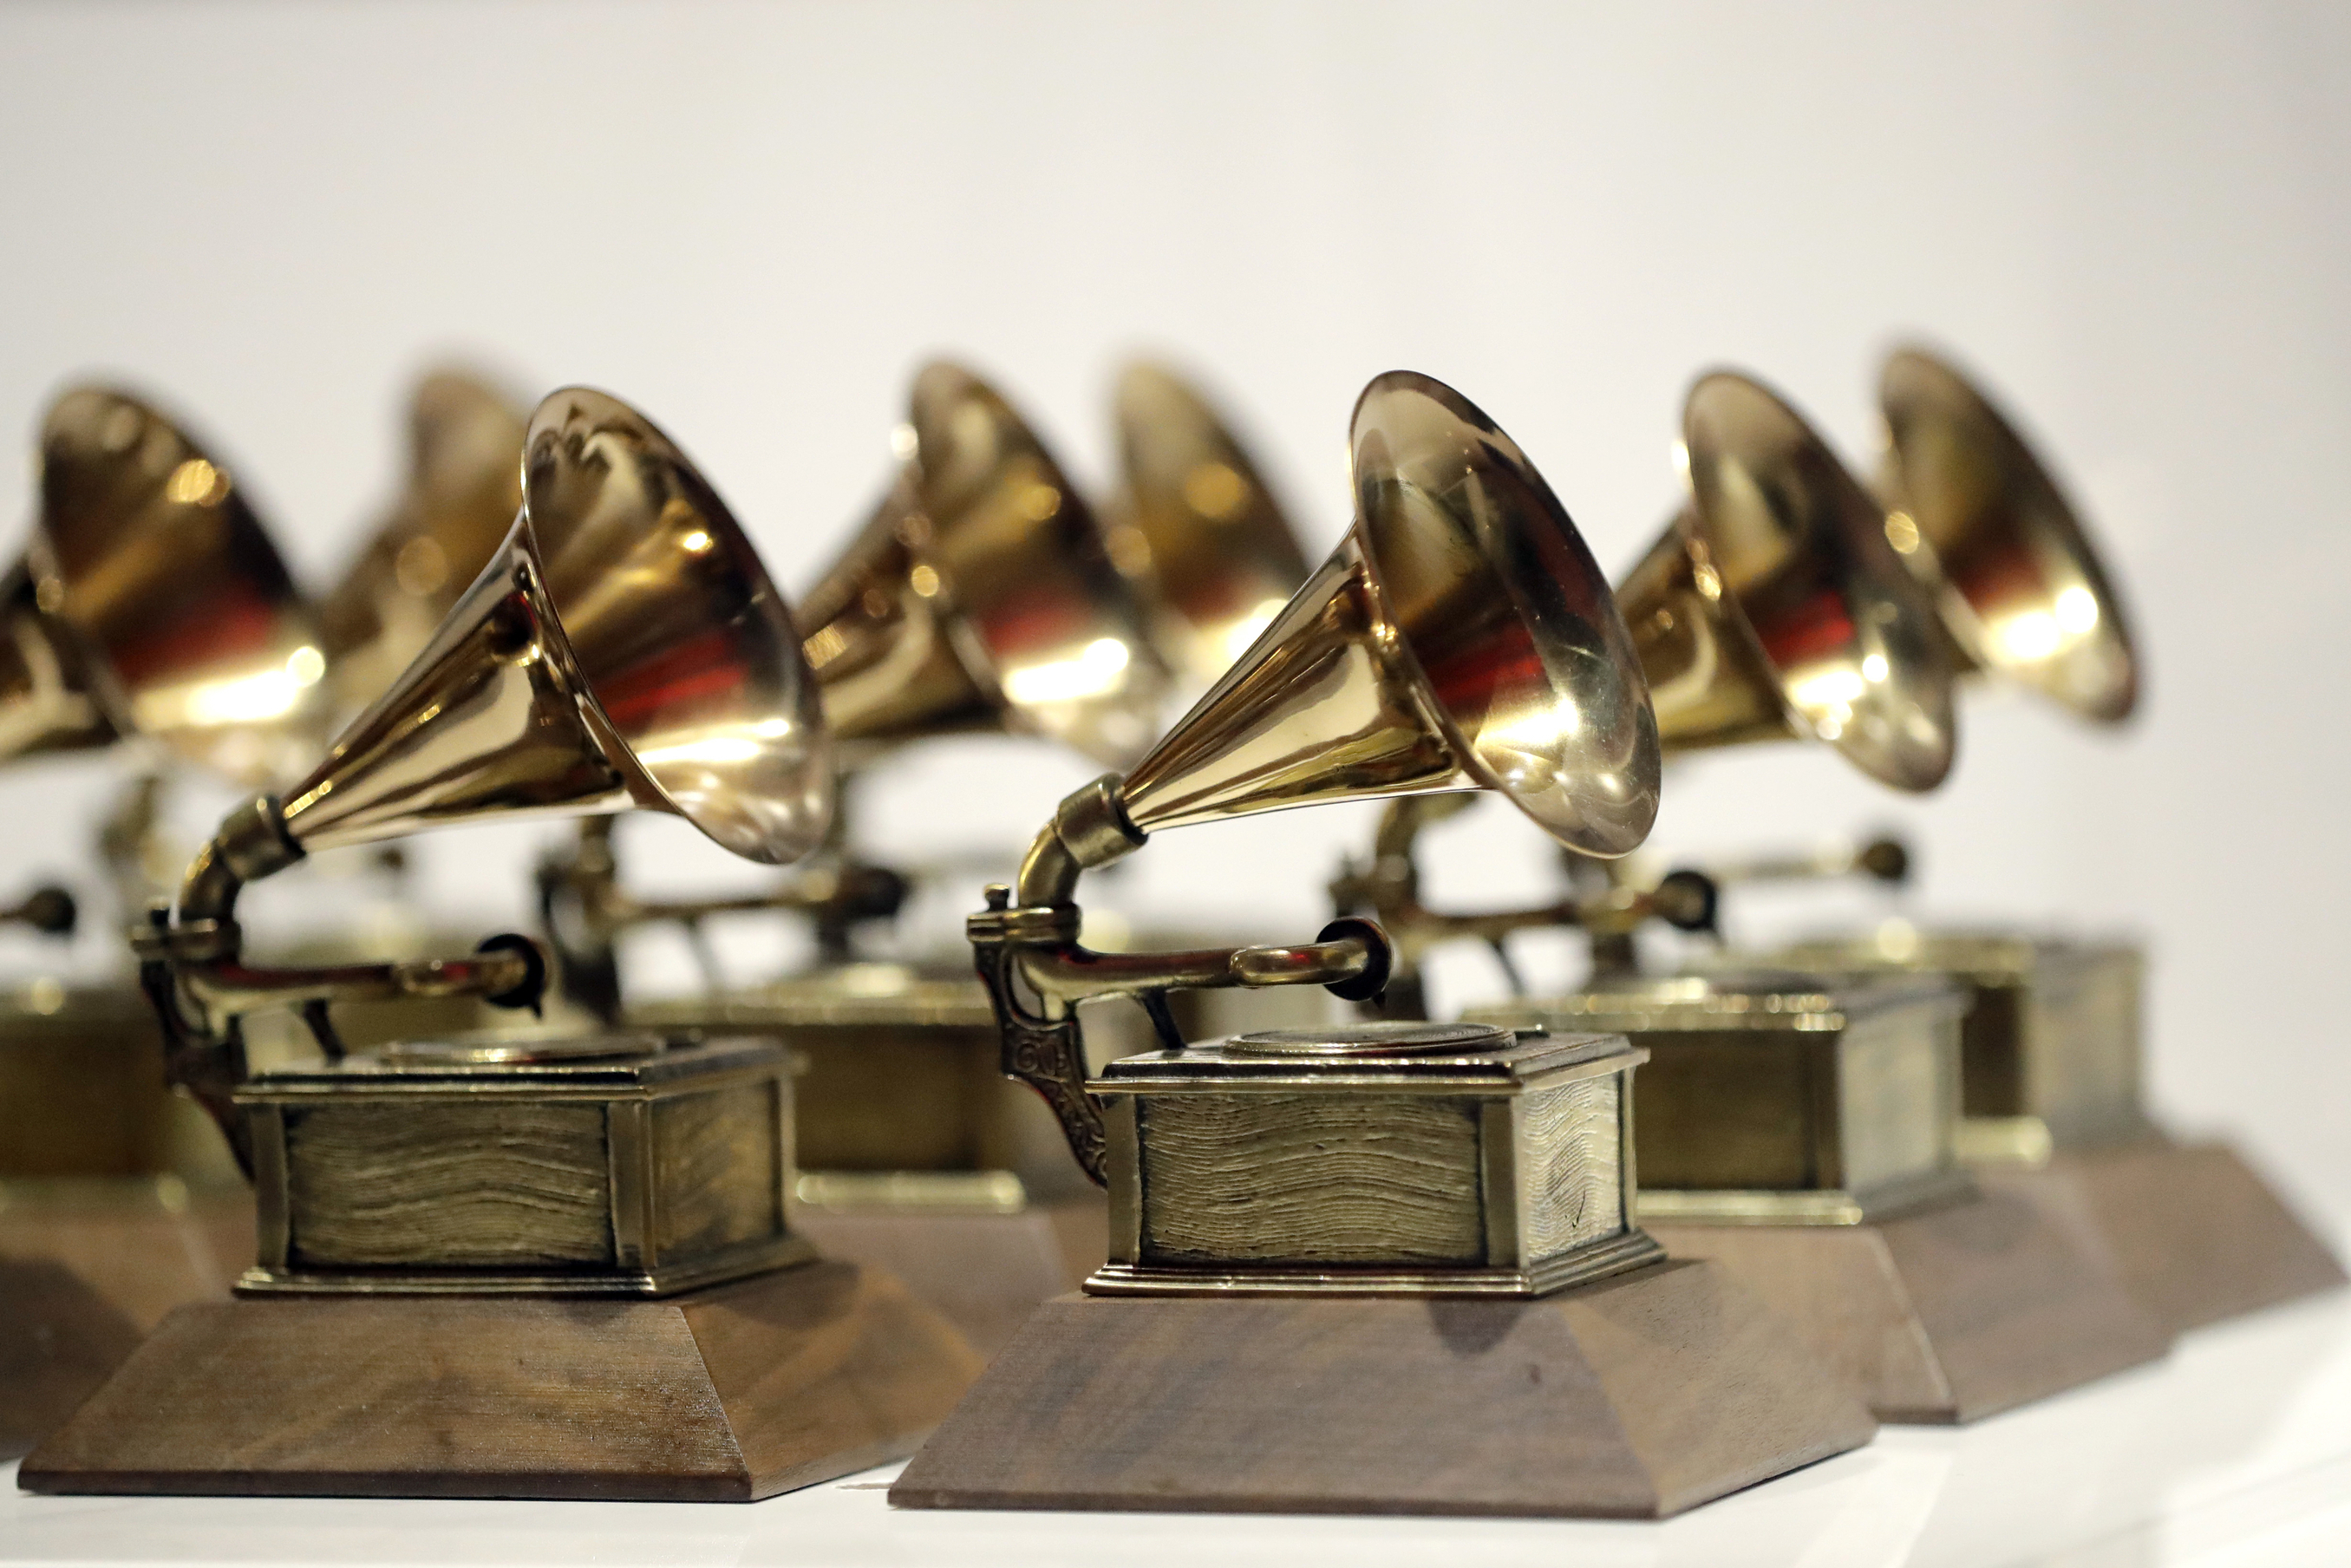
[1105,361,1312,688]
[33,387,330,786]
[268,386,832,864]
[1105,369,1659,859]
[1615,370,1958,792]
[317,369,530,719]
[797,362,1170,767]
[1877,346,2139,722]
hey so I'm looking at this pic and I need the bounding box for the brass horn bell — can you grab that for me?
[970,369,1662,1182]
[1876,346,2139,723]
[1104,361,1311,689]
[10,388,329,786]
[798,362,1170,768]
[1616,369,1959,791]
[317,369,530,720]
[139,385,833,1166]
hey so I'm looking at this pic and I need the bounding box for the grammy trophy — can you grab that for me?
[1751,347,2343,1334]
[20,387,979,1502]
[890,370,1875,1519]
[1466,369,2167,1421]
[1,387,330,1458]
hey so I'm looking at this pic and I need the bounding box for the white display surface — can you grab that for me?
[5,1285,2348,1568]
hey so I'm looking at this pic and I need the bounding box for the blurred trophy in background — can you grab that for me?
[1464,370,2167,1421]
[232,369,545,1055]
[23,387,977,1502]
[892,370,1876,1520]
[1742,347,2342,1333]
[537,362,1174,1349]
[0,387,331,1458]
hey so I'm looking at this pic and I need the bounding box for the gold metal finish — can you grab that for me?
[317,370,529,719]
[1619,370,1956,790]
[630,964,1071,1198]
[236,1032,807,1296]
[1086,1023,1662,1297]
[970,369,1660,1191]
[1333,369,1961,996]
[800,362,1169,768]
[137,386,833,1175]
[1473,973,1973,1226]
[18,388,328,785]
[1105,363,1311,689]
[1877,347,2139,722]
[1763,925,2151,1164]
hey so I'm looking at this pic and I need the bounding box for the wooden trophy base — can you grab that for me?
[1977,1135,2346,1335]
[20,1260,984,1501]
[0,1183,253,1460]
[890,1258,1876,1519]
[1647,1186,2169,1424]
[795,1193,1108,1356]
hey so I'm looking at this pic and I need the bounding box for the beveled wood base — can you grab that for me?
[19,1260,983,1500]
[1649,1186,2169,1423]
[889,1258,1876,1519]
[795,1195,1105,1356]
[0,1185,252,1460]
[1978,1136,2345,1335]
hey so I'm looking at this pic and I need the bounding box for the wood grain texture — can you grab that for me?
[796,1206,1091,1356]
[286,1101,611,1268]
[1980,1135,2345,1335]
[1138,1094,1480,1266]
[1517,1076,1622,1260]
[0,1188,254,1460]
[890,1258,1875,1519]
[1651,1186,2171,1423]
[651,1083,781,1258]
[19,1261,983,1501]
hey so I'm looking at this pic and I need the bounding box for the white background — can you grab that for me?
[0,2,2343,1218]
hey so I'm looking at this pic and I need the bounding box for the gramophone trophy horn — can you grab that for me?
[799,361,1169,767]
[898,371,1873,1520]
[1618,369,1959,791]
[971,367,1661,1184]
[1333,371,1957,1002]
[1105,361,1311,687]
[22,387,330,787]
[1876,345,2139,722]
[29,388,981,1504]
[317,369,529,717]
[134,384,833,1166]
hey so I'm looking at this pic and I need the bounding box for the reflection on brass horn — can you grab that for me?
[22,387,329,787]
[1619,369,1957,789]
[538,363,1174,1016]
[1104,362,1311,688]
[134,385,832,1171]
[898,376,1878,1519]
[970,368,1660,1187]
[800,361,1169,767]
[1876,345,2139,722]
[1334,370,1956,1004]
[30,391,993,1506]
[317,369,529,718]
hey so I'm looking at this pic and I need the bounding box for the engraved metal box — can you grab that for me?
[1473,976,1970,1225]
[236,1033,811,1296]
[1769,931,2148,1166]
[1087,1022,1662,1296]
